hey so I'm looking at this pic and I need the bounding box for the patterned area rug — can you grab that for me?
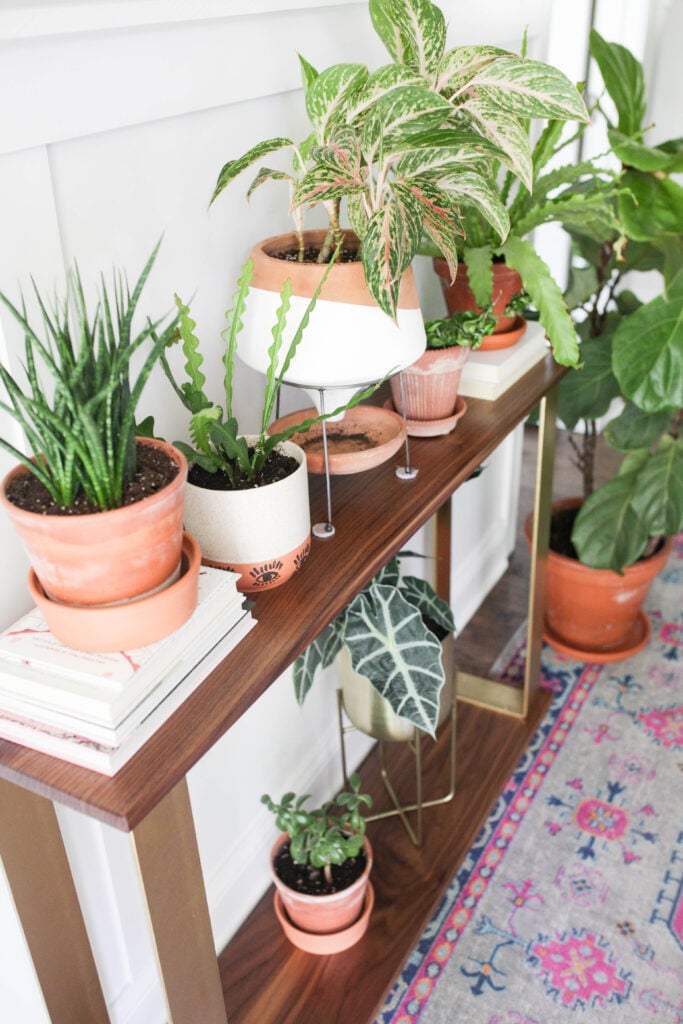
[375,536,683,1024]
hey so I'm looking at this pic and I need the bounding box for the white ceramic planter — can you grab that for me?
[238,231,427,414]
[182,440,310,593]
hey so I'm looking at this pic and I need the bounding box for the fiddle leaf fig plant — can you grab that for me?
[556,30,683,574]
[210,0,589,341]
[294,555,455,738]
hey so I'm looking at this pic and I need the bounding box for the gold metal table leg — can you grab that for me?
[456,385,559,718]
[129,777,227,1024]
[0,777,110,1024]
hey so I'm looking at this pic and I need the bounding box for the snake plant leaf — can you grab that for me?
[501,234,580,367]
[607,129,683,174]
[557,334,620,430]
[618,170,683,242]
[361,186,424,318]
[369,0,446,79]
[305,63,369,141]
[436,45,512,95]
[400,575,455,633]
[347,63,427,121]
[293,621,344,704]
[462,58,589,123]
[589,28,646,138]
[211,138,294,204]
[572,470,651,572]
[395,179,463,280]
[631,435,683,537]
[455,98,533,191]
[344,585,444,737]
[612,272,683,413]
[605,402,677,452]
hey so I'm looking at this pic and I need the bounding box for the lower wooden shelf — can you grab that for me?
[218,684,551,1024]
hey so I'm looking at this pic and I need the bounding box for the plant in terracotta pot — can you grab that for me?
[209,0,588,414]
[262,772,373,953]
[0,244,195,651]
[527,30,683,661]
[160,255,378,592]
[294,554,455,740]
[389,306,496,434]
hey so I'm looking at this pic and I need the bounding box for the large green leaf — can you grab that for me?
[589,29,646,137]
[293,621,343,705]
[604,401,675,451]
[572,472,651,572]
[612,276,683,412]
[305,63,369,141]
[211,138,293,204]
[400,575,455,633]
[462,58,589,123]
[501,235,580,366]
[557,335,620,429]
[608,128,683,174]
[618,170,683,242]
[344,585,445,737]
[462,245,494,308]
[361,187,423,317]
[456,98,532,190]
[630,435,683,537]
[436,44,512,95]
[370,0,446,78]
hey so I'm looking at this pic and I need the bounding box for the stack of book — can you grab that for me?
[458,320,550,400]
[0,566,255,775]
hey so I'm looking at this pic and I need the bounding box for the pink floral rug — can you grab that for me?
[375,536,683,1024]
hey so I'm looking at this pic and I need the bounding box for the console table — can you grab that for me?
[0,354,562,1024]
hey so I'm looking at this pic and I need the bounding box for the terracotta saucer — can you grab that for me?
[479,315,527,351]
[384,395,468,437]
[543,610,651,664]
[28,532,201,652]
[268,406,406,474]
[273,882,374,955]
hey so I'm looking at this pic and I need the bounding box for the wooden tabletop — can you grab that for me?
[0,355,565,830]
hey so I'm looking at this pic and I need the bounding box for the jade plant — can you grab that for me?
[0,243,178,511]
[556,30,683,573]
[262,772,372,886]
[160,250,377,487]
[294,554,455,737]
[210,0,588,351]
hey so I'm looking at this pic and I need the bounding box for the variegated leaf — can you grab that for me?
[292,163,363,209]
[344,586,445,737]
[436,44,513,95]
[457,97,533,190]
[362,188,423,317]
[436,169,510,245]
[361,85,451,163]
[371,0,446,78]
[347,63,427,122]
[305,63,369,141]
[369,0,411,65]
[293,621,343,704]
[246,167,292,200]
[394,178,463,279]
[211,137,294,204]
[462,57,589,123]
[347,193,370,239]
[400,575,455,634]
[298,53,319,94]
[394,128,505,177]
[311,127,363,179]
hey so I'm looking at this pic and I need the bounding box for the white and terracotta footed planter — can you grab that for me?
[238,230,427,414]
[183,439,310,593]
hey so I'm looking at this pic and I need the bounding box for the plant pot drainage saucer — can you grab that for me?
[479,315,527,351]
[543,610,651,664]
[268,406,406,474]
[27,532,201,652]
[273,882,374,955]
[385,395,468,437]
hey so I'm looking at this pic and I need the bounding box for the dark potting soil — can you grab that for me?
[188,447,298,491]
[549,505,580,560]
[273,245,361,264]
[274,839,367,897]
[5,444,179,516]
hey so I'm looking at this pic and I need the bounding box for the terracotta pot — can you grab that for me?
[182,439,310,593]
[339,632,456,741]
[0,438,187,607]
[238,230,426,413]
[389,345,469,422]
[270,832,373,939]
[525,497,672,660]
[433,258,524,344]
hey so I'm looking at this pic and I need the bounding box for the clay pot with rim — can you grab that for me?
[182,438,310,593]
[390,345,469,424]
[1,437,188,607]
[526,497,673,662]
[433,258,524,349]
[270,832,373,954]
[237,230,426,414]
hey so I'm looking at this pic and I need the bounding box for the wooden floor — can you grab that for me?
[217,425,623,1024]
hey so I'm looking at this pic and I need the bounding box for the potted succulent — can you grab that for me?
[209,0,588,414]
[389,306,496,435]
[160,255,377,592]
[0,244,195,651]
[294,554,455,740]
[526,31,683,661]
[262,772,373,953]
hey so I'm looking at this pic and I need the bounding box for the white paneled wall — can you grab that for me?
[0,1,665,1020]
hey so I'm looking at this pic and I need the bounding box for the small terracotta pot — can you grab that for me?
[526,497,672,659]
[433,258,523,342]
[390,346,469,422]
[0,438,187,606]
[182,439,310,593]
[270,833,373,938]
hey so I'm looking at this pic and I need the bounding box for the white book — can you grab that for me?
[458,321,550,400]
[0,567,246,726]
[0,611,256,776]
